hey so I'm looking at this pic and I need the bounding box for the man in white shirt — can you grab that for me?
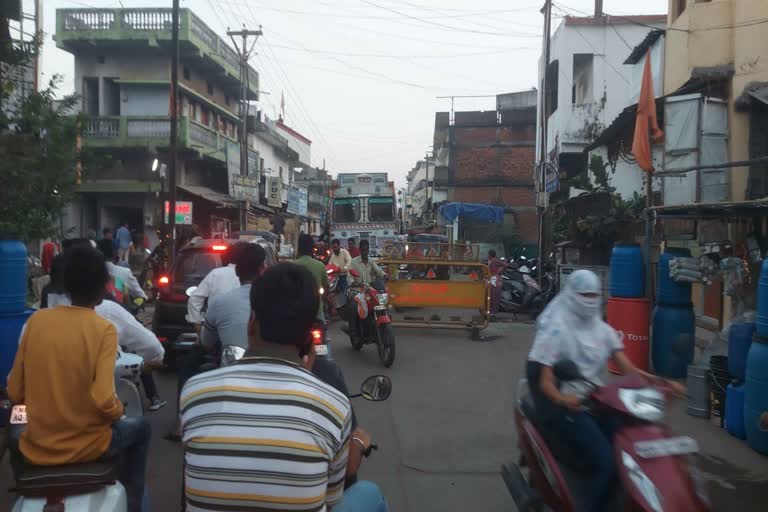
[107,260,148,301]
[186,243,245,331]
[329,238,352,293]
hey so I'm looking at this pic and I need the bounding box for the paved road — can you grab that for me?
[2,320,767,511]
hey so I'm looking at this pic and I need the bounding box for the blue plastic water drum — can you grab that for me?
[0,240,28,315]
[656,248,693,306]
[609,243,644,298]
[725,383,747,440]
[0,309,34,388]
[745,337,768,454]
[757,259,768,337]
[728,322,755,382]
[651,304,695,378]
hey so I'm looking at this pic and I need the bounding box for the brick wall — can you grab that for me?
[454,145,535,185]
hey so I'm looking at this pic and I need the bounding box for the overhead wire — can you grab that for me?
[357,0,541,38]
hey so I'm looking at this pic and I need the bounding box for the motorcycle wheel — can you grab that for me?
[349,321,365,350]
[377,323,396,368]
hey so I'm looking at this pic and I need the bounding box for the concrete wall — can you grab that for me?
[664,0,768,201]
[539,20,666,158]
[121,84,169,116]
[276,121,312,166]
[248,132,293,203]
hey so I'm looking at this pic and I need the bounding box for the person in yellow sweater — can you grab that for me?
[8,245,151,512]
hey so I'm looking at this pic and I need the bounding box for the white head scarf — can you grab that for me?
[530,270,621,381]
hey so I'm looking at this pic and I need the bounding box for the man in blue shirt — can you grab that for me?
[115,222,132,266]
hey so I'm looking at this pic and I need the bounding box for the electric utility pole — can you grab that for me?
[168,0,180,268]
[537,0,552,286]
[228,25,262,179]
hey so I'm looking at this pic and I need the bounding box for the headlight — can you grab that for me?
[622,451,662,512]
[619,388,665,422]
[377,293,388,305]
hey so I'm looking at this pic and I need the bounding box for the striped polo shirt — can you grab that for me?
[180,357,352,512]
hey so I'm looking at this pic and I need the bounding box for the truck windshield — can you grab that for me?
[333,198,360,223]
[369,197,394,222]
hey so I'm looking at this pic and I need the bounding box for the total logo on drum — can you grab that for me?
[615,329,649,343]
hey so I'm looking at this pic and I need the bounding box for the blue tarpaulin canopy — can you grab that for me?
[438,202,504,224]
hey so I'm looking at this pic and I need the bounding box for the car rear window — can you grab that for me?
[173,250,221,286]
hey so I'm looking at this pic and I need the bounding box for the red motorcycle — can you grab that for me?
[502,360,710,512]
[345,269,395,368]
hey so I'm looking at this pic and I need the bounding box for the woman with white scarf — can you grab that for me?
[526,269,683,512]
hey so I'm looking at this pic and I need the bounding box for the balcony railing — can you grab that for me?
[83,115,239,162]
[189,120,217,148]
[58,8,258,95]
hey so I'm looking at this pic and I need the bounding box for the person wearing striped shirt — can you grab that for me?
[181,263,387,512]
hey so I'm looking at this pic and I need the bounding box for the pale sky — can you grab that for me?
[33,0,668,187]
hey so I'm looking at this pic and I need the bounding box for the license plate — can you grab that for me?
[315,345,328,356]
[635,436,698,459]
[10,405,27,425]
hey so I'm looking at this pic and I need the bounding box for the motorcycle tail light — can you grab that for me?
[158,275,170,286]
[311,328,323,345]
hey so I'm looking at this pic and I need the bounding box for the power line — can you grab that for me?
[267,41,534,60]
[357,0,541,38]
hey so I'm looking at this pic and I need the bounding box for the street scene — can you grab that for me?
[2,0,768,511]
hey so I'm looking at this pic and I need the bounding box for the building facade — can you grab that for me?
[55,7,260,240]
[537,15,666,199]
[431,91,538,248]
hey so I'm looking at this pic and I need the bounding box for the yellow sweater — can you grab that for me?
[8,306,124,465]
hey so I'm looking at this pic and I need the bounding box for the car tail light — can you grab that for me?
[159,275,170,286]
[311,328,323,345]
[158,336,169,344]
[212,245,228,251]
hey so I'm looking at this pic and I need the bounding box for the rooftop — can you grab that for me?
[563,14,667,26]
[55,8,258,99]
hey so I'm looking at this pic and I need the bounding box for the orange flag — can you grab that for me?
[632,49,664,173]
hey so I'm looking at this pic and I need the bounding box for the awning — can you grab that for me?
[177,185,240,208]
[735,81,768,111]
[438,202,504,224]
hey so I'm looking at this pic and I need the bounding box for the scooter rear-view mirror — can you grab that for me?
[185,286,198,297]
[360,375,392,401]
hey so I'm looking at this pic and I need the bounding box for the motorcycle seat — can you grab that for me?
[13,460,119,497]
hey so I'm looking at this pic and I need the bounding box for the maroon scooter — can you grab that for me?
[502,360,711,512]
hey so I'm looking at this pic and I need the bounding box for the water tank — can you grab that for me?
[728,322,755,382]
[606,297,650,373]
[609,243,644,298]
[0,240,28,315]
[725,383,746,440]
[0,309,34,388]
[651,304,695,378]
[757,259,768,337]
[656,248,692,306]
[745,337,768,454]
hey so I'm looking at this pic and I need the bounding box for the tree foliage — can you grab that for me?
[0,37,86,241]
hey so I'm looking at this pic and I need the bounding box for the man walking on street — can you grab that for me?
[115,222,132,266]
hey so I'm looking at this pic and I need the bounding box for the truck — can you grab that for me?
[331,172,398,256]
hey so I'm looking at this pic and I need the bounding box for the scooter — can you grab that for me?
[502,360,711,512]
[9,351,146,512]
[345,272,396,368]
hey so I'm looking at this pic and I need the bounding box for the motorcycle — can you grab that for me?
[139,243,166,303]
[9,351,146,512]
[325,263,348,318]
[500,262,555,318]
[344,271,396,368]
[502,360,710,512]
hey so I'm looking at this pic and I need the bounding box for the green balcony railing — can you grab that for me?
[56,8,258,97]
[83,115,239,163]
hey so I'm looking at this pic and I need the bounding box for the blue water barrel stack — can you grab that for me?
[744,259,768,454]
[609,243,644,298]
[653,248,695,378]
[0,239,34,390]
